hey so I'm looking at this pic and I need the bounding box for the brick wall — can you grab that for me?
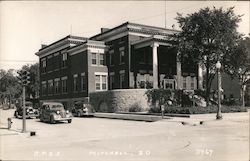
[89,89,149,112]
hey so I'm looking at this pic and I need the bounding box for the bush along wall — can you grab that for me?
[146,89,247,114]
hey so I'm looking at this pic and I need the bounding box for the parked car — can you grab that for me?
[40,102,72,124]
[72,101,95,117]
[14,101,39,119]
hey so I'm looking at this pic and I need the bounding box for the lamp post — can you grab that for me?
[216,61,222,120]
[238,68,245,108]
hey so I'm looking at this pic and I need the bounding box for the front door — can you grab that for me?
[163,79,175,89]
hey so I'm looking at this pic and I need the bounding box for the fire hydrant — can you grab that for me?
[7,118,12,129]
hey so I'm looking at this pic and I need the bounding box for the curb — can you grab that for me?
[94,113,165,122]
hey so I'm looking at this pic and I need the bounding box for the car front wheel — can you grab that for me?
[50,116,55,124]
[68,119,72,123]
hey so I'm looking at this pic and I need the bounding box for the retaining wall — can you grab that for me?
[89,89,149,112]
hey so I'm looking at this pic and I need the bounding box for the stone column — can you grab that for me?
[151,43,159,89]
[176,52,182,89]
[198,62,203,90]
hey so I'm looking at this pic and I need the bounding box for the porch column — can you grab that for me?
[151,43,159,89]
[176,52,182,89]
[198,62,203,89]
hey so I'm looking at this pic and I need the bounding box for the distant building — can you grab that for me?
[35,22,203,108]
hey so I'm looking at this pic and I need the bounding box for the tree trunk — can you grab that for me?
[205,59,210,106]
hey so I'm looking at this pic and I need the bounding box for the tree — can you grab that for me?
[223,36,250,106]
[175,7,243,106]
[0,69,22,107]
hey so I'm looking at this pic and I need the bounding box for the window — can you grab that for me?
[120,70,125,88]
[47,55,53,72]
[48,80,53,95]
[183,77,187,89]
[92,53,97,65]
[190,77,195,90]
[73,74,78,92]
[100,54,105,65]
[102,75,107,90]
[109,72,115,89]
[42,81,47,96]
[41,58,46,68]
[81,73,86,91]
[95,73,108,91]
[95,75,101,90]
[61,77,67,93]
[54,79,60,94]
[109,50,114,66]
[62,52,68,67]
[119,47,125,64]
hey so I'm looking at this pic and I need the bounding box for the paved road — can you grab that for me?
[0,109,249,161]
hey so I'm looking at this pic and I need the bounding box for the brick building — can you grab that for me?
[35,22,203,108]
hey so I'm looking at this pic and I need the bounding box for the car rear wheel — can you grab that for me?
[50,116,55,124]
[14,111,18,118]
[68,119,72,123]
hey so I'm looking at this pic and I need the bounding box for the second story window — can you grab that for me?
[62,52,68,67]
[41,58,46,68]
[100,54,105,65]
[119,47,125,64]
[109,50,114,66]
[92,53,97,65]
[73,74,78,92]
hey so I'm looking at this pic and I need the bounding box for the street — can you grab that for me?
[0,109,249,161]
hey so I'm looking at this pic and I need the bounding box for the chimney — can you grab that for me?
[41,44,47,49]
[101,28,109,33]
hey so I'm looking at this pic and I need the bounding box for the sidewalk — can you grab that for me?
[163,110,250,126]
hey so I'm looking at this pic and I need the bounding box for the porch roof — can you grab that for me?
[131,35,177,49]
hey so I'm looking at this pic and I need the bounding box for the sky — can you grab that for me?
[0,1,249,70]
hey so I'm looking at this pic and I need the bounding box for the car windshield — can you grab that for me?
[25,102,33,106]
[50,104,64,110]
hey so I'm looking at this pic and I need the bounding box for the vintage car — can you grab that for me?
[72,101,95,117]
[14,101,39,119]
[40,102,72,124]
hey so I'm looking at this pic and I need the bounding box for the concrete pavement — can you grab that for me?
[0,109,249,161]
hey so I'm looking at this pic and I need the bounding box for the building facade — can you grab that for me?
[36,22,203,108]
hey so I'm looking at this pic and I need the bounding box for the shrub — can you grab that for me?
[129,102,143,112]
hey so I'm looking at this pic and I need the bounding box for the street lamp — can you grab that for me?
[238,68,245,108]
[216,61,222,120]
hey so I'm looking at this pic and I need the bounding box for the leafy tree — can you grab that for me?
[223,36,250,106]
[176,7,243,105]
[0,69,22,107]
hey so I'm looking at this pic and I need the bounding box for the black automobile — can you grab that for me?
[40,102,72,124]
[14,101,39,119]
[72,102,95,117]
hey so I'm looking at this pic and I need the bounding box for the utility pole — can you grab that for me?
[17,70,31,133]
[164,0,166,28]
[22,86,26,132]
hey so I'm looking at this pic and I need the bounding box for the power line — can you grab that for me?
[0,60,37,63]
[130,2,205,23]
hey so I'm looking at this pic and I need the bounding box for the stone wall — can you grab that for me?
[89,89,149,112]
